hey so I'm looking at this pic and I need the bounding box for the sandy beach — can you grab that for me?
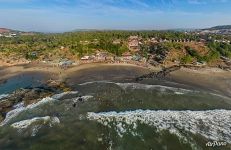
[0,63,149,82]
[168,67,231,97]
[0,63,231,98]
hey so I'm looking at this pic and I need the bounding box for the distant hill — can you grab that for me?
[0,27,39,36]
[0,28,12,33]
[205,25,231,30]
[0,27,25,34]
[201,25,231,35]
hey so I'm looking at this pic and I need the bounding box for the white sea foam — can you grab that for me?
[115,83,194,94]
[13,102,24,109]
[87,109,231,144]
[0,91,80,126]
[0,94,9,100]
[79,81,195,95]
[82,95,94,100]
[11,116,60,136]
[51,91,79,99]
[174,91,184,95]
[11,116,60,129]
[0,97,55,126]
[79,81,114,86]
[72,95,94,102]
[0,107,26,126]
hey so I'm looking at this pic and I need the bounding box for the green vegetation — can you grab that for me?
[162,42,183,50]
[208,42,231,58]
[181,55,193,64]
[25,52,38,60]
[0,30,230,66]
[182,45,221,64]
[185,46,205,62]
[0,31,199,57]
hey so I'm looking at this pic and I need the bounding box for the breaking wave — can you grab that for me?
[11,116,60,136]
[0,91,78,126]
[87,109,231,144]
[0,94,9,100]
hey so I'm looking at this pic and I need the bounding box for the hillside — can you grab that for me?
[201,25,231,35]
[209,25,231,30]
[0,28,11,33]
[0,30,230,69]
[0,27,24,34]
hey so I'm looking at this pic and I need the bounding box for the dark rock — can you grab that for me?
[78,97,83,102]
[0,81,72,122]
[72,103,77,107]
[0,100,14,111]
[136,65,181,81]
[0,114,3,122]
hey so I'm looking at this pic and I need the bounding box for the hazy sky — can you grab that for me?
[0,0,231,32]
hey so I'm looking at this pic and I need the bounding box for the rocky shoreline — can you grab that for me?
[0,80,70,122]
[136,64,231,81]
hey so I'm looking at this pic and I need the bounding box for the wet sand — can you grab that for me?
[168,68,231,97]
[0,64,59,83]
[65,63,151,85]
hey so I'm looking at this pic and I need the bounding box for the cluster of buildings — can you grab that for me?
[78,36,143,63]
[79,50,146,66]
[80,51,114,62]
[0,33,17,38]
[79,39,99,45]
[213,39,231,43]
[147,37,199,44]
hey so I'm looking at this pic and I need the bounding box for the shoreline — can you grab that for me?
[168,67,231,97]
[0,62,231,98]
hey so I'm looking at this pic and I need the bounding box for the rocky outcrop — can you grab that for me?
[0,81,70,122]
[136,65,181,81]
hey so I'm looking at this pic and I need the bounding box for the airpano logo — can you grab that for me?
[206,141,227,147]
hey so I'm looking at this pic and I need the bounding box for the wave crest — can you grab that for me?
[87,109,231,144]
[11,116,60,136]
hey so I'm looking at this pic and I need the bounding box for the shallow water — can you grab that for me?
[0,80,231,150]
[0,73,46,94]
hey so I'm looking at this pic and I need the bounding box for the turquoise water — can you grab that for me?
[0,80,231,150]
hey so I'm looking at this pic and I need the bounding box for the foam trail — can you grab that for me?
[79,81,114,86]
[87,109,231,143]
[115,83,194,94]
[51,91,79,99]
[79,81,195,95]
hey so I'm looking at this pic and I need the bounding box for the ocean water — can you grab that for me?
[0,81,231,150]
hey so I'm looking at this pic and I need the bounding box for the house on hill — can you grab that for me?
[122,52,132,61]
[150,38,159,44]
[113,39,121,45]
[96,52,107,61]
[81,56,90,60]
[128,36,140,52]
